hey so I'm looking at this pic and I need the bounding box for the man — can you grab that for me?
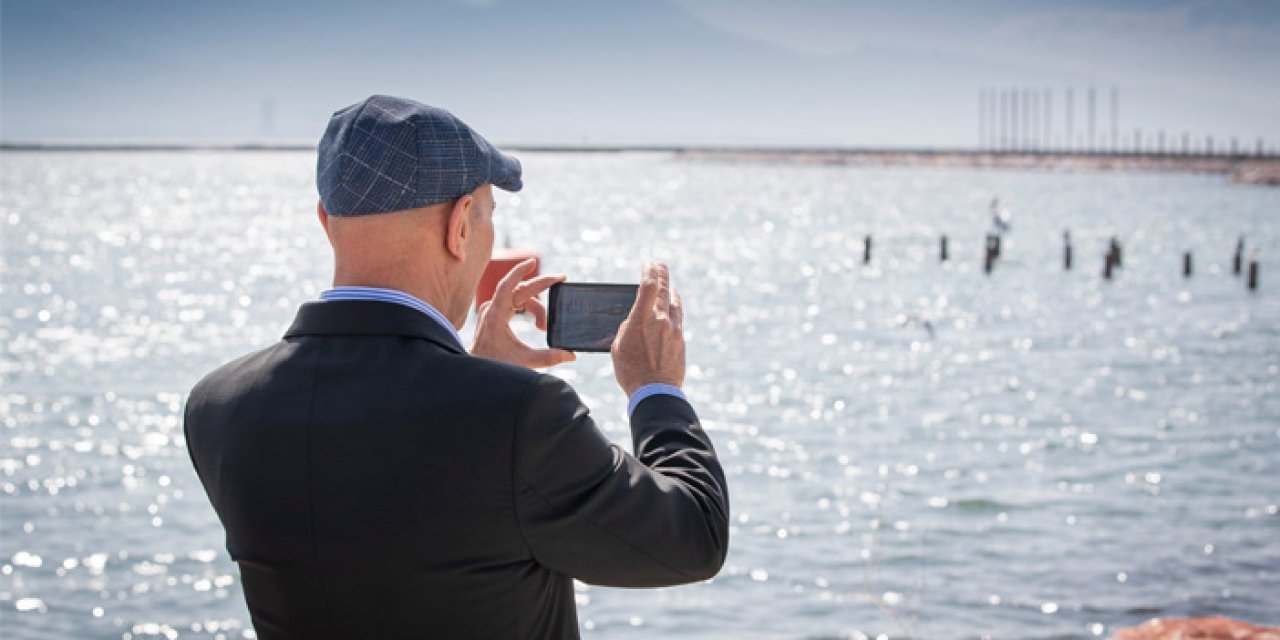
[184,95,729,639]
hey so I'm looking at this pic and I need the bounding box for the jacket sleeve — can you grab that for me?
[512,374,730,587]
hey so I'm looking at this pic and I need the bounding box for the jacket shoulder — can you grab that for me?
[186,341,296,413]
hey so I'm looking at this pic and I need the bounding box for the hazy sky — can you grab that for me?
[2,0,1278,148]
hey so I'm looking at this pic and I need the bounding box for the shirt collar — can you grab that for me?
[319,286,465,351]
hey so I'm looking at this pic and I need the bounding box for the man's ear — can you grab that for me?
[316,201,330,235]
[444,195,474,261]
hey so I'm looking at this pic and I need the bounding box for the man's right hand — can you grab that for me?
[612,263,685,398]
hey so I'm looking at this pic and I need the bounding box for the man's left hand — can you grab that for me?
[471,258,576,369]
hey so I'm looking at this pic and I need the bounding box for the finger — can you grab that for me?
[522,297,548,331]
[653,262,671,315]
[669,286,683,330]
[629,264,660,320]
[511,273,565,303]
[492,258,538,308]
[477,300,494,321]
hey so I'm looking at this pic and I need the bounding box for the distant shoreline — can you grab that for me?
[674,148,1280,186]
[0,143,318,153]
[4,143,1277,185]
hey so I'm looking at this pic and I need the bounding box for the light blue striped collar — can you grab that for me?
[319,286,465,351]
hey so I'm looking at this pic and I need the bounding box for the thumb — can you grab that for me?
[629,264,660,320]
[525,348,577,368]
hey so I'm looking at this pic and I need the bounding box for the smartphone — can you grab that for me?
[547,282,638,352]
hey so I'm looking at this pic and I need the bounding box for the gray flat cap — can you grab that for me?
[316,95,522,217]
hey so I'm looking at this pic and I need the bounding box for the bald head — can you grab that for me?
[317,184,496,328]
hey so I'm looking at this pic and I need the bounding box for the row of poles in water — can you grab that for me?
[859,233,1261,291]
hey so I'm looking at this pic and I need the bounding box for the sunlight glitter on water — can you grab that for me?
[2,151,1279,638]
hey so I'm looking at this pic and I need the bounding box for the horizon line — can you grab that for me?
[3,142,1277,160]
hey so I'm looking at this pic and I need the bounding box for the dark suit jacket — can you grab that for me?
[184,300,730,639]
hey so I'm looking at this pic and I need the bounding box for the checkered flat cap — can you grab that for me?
[316,95,522,217]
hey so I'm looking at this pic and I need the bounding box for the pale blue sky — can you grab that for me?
[2,0,1278,148]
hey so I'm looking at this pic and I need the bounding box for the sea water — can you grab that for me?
[2,151,1278,639]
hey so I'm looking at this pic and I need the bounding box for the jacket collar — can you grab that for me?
[283,300,467,355]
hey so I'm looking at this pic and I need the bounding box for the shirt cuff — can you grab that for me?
[627,383,688,417]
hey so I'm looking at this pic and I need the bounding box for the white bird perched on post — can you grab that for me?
[990,197,1012,234]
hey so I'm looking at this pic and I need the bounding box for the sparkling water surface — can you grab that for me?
[2,151,1278,639]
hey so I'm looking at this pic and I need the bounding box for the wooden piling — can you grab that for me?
[863,235,872,265]
[1103,252,1115,280]
[1248,259,1259,291]
[1064,230,1072,270]
[1233,237,1244,275]
[940,235,949,261]
[1109,237,1123,268]
[1183,251,1192,277]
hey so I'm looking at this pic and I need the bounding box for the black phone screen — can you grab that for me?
[547,283,638,352]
